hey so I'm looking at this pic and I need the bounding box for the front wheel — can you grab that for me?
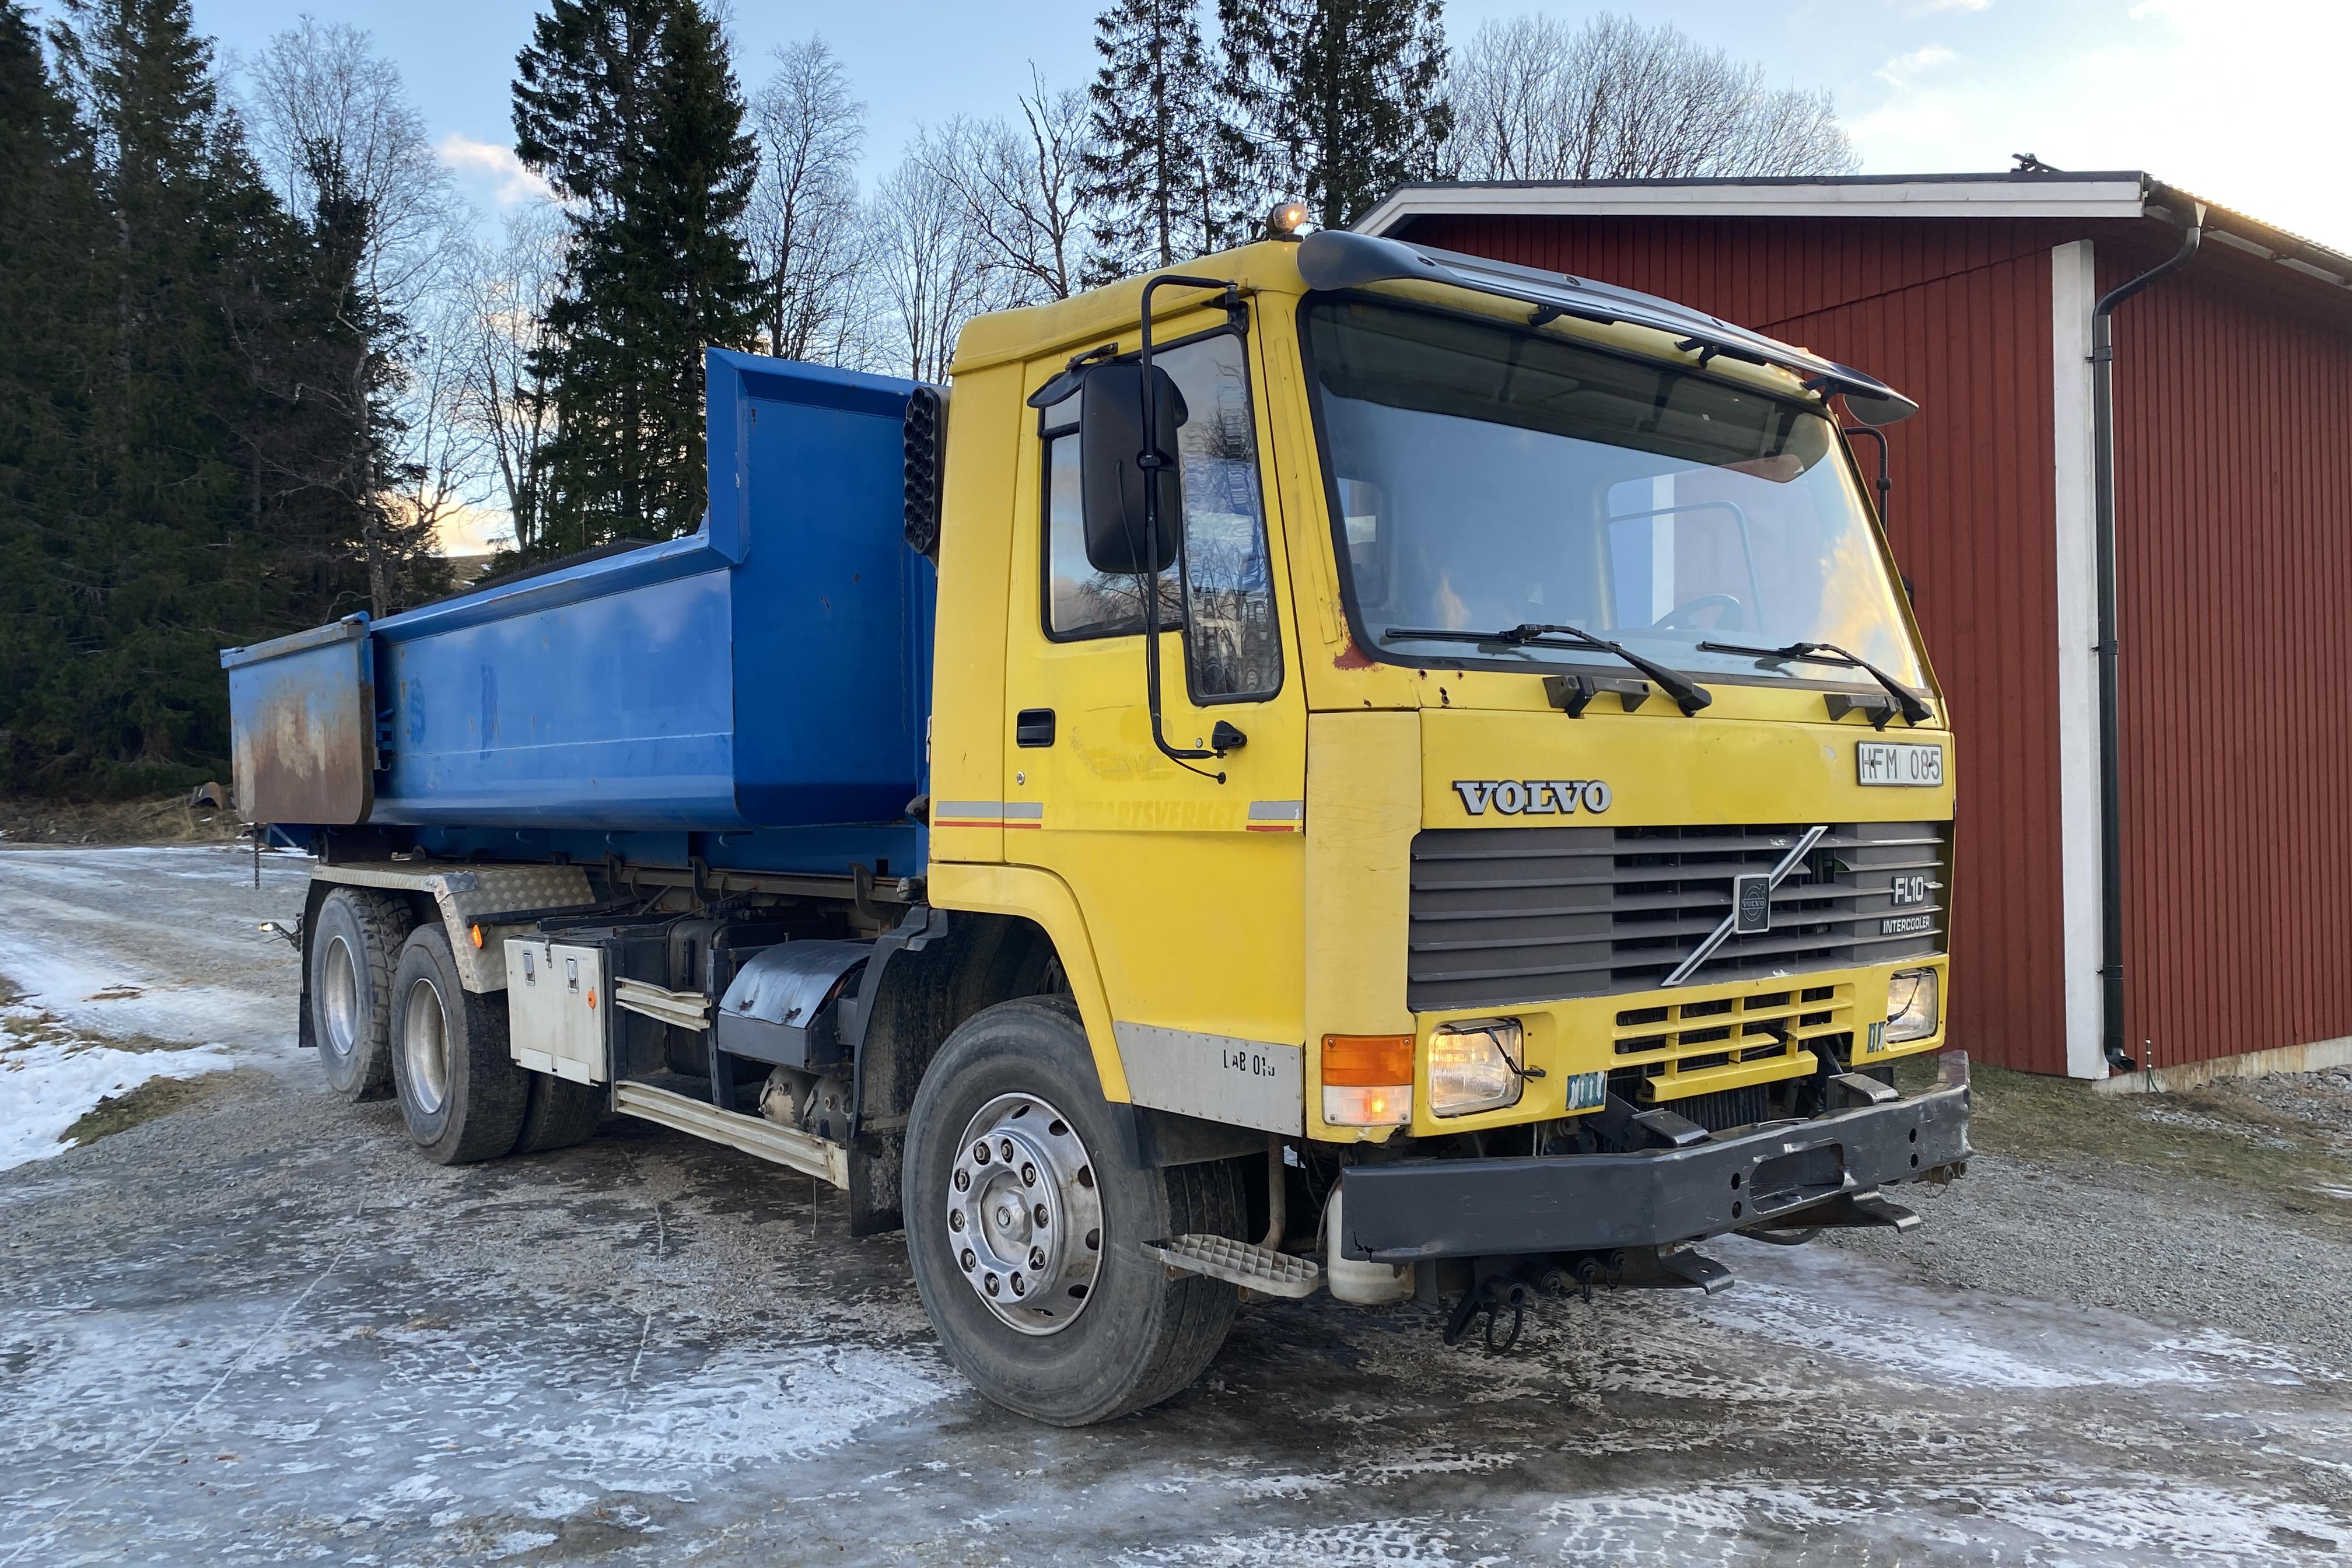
[902,997,1243,1426]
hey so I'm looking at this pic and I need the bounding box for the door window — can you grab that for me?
[1038,332,1282,700]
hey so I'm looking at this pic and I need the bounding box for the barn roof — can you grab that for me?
[1356,173,2352,303]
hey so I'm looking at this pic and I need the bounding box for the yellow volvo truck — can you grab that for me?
[226,223,1966,1427]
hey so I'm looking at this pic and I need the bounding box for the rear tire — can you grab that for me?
[902,996,1242,1426]
[388,926,529,1165]
[308,888,413,1102]
[511,1070,606,1155]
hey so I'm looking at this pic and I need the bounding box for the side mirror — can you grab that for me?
[1079,359,1187,576]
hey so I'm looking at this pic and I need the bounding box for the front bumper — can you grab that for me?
[1335,1056,1972,1263]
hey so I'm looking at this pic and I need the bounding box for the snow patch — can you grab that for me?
[0,1023,235,1172]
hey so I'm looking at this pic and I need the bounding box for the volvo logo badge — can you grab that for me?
[1452,779,1612,816]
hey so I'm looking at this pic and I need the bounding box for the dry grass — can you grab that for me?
[0,793,244,846]
[1895,1053,2352,1227]
[58,1073,236,1146]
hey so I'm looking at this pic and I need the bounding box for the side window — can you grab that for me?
[1163,333,1280,699]
[1041,383,1179,637]
[1038,333,1283,702]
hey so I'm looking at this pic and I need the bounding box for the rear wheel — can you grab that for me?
[388,926,529,1164]
[308,888,413,1102]
[902,996,1242,1425]
[511,1070,606,1155]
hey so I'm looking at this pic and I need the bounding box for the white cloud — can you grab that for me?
[1847,0,2352,251]
[437,133,553,207]
[1924,0,1992,10]
[1876,45,1958,88]
[428,501,516,558]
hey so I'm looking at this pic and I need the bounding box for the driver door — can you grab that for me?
[1000,320,1308,1086]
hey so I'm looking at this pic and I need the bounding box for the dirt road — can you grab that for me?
[2,846,2348,1565]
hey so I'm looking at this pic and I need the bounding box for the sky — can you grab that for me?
[31,0,2343,553]
[103,0,2347,256]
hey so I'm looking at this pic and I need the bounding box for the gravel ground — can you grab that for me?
[3,845,2350,1566]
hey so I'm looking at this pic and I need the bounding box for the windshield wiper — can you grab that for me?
[1699,639,1933,725]
[1385,622,1714,715]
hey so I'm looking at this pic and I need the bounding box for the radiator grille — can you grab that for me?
[1408,821,1948,1012]
[1612,985,1853,1104]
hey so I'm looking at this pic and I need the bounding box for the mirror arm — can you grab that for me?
[1136,272,1243,782]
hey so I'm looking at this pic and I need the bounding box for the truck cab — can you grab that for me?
[225,227,1968,1429]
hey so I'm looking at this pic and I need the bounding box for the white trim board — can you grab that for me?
[1354,179,2151,236]
[2050,239,2106,1080]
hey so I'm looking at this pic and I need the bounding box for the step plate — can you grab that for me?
[1143,1234,1322,1299]
[612,1080,848,1188]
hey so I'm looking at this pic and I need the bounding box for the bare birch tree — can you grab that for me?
[244,18,472,613]
[1445,13,1857,182]
[456,204,565,558]
[922,69,1094,304]
[866,151,1000,383]
[744,36,868,364]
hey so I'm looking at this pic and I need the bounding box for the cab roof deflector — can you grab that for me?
[1296,229,1919,426]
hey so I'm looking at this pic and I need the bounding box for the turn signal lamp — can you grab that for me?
[1322,1033,1412,1126]
[1885,968,1940,1044]
[468,923,485,949]
[1429,1019,1525,1117]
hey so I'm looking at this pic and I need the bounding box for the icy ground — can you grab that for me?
[1,845,2349,1566]
[0,846,306,1169]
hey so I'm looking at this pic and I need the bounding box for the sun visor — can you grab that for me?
[1299,229,1919,424]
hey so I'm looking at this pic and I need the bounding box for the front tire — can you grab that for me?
[388,926,529,1164]
[308,888,413,1102]
[902,997,1242,1425]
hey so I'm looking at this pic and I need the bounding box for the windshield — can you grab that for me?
[1301,296,1925,690]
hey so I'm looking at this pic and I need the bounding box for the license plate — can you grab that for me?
[1857,741,1944,788]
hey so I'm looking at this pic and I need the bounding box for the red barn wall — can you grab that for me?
[1399,215,2077,1072]
[2105,242,2352,1072]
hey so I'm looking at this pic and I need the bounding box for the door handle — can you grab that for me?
[1016,708,1056,747]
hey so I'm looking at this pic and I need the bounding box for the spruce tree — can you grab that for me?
[21,0,365,793]
[0,0,101,787]
[514,0,761,551]
[1084,0,1231,278]
[1217,0,1451,230]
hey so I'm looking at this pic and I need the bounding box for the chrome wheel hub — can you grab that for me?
[321,935,359,1058]
[947,1093,1102,1336]
[402,975,451,1114]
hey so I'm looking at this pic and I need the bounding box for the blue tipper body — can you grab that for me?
[219,350,936,878]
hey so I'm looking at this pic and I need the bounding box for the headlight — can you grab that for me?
[1428,1019,1525,1117]
[1884,968,1940,1044]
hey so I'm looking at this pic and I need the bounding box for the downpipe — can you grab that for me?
[2092,194,2204,1074]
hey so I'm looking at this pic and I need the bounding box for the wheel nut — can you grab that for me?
[1032,1203,1049,1228]
[953,1169,970,1192]
[960,1248,976,1271]
[1028,1246,1046,1270]
[984,1273,1000,1296]
[1021,1163,1037,1186]
[999,1138,1014,1163]
[949,1210,965,1232]
[1010,1273,1027,1297]
[973,1142,991,1163]
[997,1205,1015,1229]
